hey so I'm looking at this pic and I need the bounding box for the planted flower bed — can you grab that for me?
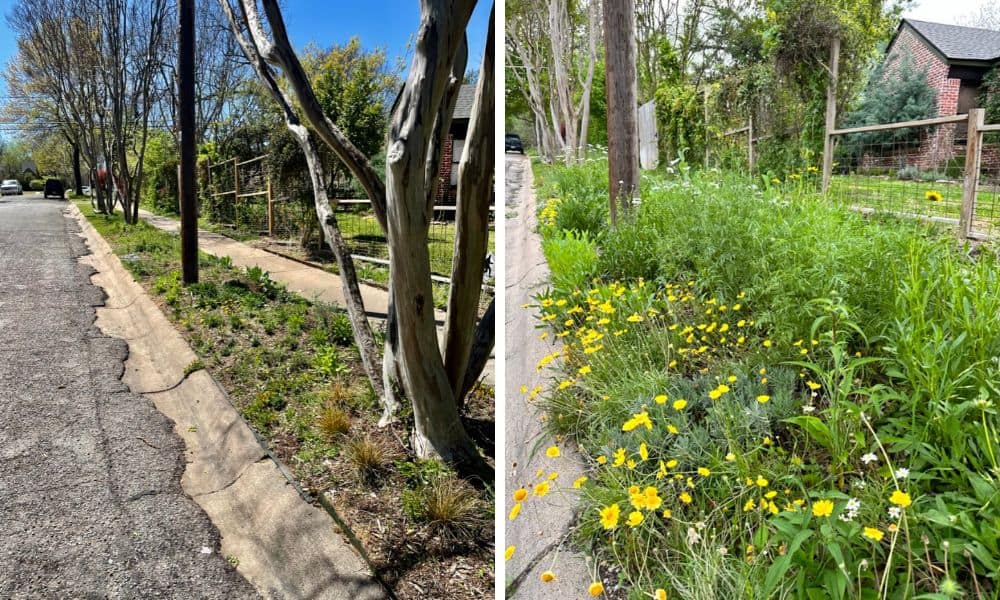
[515,160,1000,598]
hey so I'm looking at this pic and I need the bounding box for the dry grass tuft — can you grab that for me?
[345,435,389,483]
[404,476,484,542]
[316,404,351,439]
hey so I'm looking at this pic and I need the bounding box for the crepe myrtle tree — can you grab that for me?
[218,0,494,479]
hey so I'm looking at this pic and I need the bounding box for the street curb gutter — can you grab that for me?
[69,204,388,600]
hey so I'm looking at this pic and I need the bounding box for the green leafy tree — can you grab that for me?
[981,66,1000,125]
[840,55,937,165]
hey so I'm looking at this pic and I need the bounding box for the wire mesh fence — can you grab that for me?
[705,109,1000,241]
[203,153,496,281]
[333,200,496,280]
[828,116,974,229]
[971,131,1000,238]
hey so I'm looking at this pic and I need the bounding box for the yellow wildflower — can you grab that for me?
[889,490,912,508]
[627,511,644,527]
[622,410,653,432]
[599,503,620,529]
[812,499,834,518]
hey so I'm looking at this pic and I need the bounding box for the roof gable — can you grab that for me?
[901,18,1000,62]
[453,83,477,120]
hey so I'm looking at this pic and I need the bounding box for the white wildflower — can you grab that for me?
[861,453,878,465]
[894,467,910,479]
[686,527,702,546]
[888,506,901,520]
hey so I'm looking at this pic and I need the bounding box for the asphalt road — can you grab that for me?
[0,197,257,598]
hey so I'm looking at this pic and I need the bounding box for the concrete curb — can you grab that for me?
[69,204,387,600]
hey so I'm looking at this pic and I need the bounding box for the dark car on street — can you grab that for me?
[505,133,524,154]
[43,179,64,200]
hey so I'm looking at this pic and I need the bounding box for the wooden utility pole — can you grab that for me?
[178,0,198,284]
[704,86,710,166]
[959,108,985,239]
[603,0,639,225]
[821,37,840,194]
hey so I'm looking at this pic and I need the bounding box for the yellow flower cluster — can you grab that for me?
[530,280,759,383]
[539,197,562,228]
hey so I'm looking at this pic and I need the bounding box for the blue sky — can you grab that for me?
[0,0,491,101]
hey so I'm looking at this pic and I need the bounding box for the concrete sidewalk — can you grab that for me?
[504,154,591,597]
[136,209,495,383]
[139,209,402,321]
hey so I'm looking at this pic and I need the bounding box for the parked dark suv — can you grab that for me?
[43,179,65,199]
[505,133,524,154]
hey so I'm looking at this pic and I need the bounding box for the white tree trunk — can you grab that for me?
[221,0,492,478]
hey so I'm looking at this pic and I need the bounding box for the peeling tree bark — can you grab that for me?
[443,7,494,401]
[220,0,493,479]
[381,0,488,478]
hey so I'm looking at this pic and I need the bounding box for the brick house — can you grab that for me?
[435,82,477,208]
[875,19,1000,171]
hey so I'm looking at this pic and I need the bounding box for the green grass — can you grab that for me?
[522,161,1000,599]
[827,173,1000,234]
[334,210,496,277]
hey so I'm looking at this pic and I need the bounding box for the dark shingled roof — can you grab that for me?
[904,18,1000,62]
[453,83,477,120]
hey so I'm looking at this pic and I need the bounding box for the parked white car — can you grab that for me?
[0,180,22,195]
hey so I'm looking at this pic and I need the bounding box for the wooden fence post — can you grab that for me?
[960,108,985,239]
[704,86,710,167]
[747,114,754,173]
[233,158,240,199]
[266,177,274,236]
[822,37,841,194]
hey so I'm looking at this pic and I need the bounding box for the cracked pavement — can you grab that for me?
[0,198,256,598]
[504,155,590,597]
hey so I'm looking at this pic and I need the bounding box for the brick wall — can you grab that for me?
[884,26,960,117]
[437,134,455,204]
[878,25,963,169]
